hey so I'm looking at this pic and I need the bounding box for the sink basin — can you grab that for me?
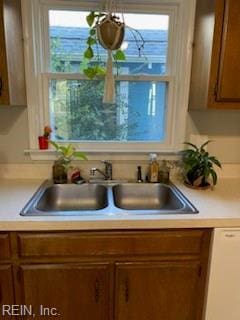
[37,184,108,211]
[20,180,198,216]
[21,182,108,215]
[112,183,184,211]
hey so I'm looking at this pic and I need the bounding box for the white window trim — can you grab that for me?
[21,0,196,160]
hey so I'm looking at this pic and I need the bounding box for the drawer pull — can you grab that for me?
[95,279,100,303]
[0,77,2,96]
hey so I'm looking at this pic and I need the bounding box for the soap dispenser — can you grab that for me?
[148,153,159,183]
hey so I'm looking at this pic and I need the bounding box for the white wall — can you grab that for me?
[0,107,30,163]
[187,110,240,163]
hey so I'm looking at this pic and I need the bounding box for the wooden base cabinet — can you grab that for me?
[18,263,110,320]
[0,230,211,320]
[115,261,201,320]
[0,265,15,320]
[0,233,14,319]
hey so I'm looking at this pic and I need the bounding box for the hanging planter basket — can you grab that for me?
[83,9,144,103]
[97,14,125,50]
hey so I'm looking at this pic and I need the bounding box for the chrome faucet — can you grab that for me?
[90,160,112,180]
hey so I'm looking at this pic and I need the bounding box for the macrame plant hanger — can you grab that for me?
[97,0,125,104]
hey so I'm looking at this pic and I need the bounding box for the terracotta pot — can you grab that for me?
[38,136,49,150]
[97,14,125,50]
[184,181,211,190]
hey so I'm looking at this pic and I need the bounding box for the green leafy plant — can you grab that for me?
[83,11,126,79]
[180,141,222,188]
[50,141,87,167]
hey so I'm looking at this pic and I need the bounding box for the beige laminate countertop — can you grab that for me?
[0,178,240,231]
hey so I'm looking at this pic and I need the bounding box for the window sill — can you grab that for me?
[24,149,180,161]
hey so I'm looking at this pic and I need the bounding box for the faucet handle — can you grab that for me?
[90,168,97,176]
[101,160,111,165]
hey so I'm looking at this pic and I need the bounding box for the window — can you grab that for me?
[22,0,196,157]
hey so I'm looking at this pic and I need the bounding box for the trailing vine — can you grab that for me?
[82,11,126,79]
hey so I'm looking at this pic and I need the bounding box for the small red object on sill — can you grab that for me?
[38,136,49,150]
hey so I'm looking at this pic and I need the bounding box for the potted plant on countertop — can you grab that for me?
[180,141,222,190]
[50,142,87,184]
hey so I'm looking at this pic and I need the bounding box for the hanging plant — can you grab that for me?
[83,11,126,79]
[82,8,146,104]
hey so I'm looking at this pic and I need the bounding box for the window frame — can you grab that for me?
[21,0,196,159]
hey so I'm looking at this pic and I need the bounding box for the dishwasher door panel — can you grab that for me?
[205,228,240,320]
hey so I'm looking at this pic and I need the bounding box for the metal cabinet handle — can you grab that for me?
[0,77,2,96]
[124,278,129,303]
[95,279,100,303]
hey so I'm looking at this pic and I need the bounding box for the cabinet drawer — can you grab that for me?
[0,233,11,260]
[17,230,206,258]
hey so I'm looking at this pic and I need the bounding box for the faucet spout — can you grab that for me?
[90,161,113,180]
[90,168,108,180]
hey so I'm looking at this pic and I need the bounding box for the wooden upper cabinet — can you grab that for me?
[0,0,26,106]
[208,0,240,108]
[17,263,110,320]
[189,0,240,109]
[115,261,202,320]
[0,0,9,105]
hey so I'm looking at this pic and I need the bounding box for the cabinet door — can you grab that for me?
[209,0,240,108]
[18,263,110,320]
[0,265,15,320]
[0,0,9,105]
[115,261,202,320]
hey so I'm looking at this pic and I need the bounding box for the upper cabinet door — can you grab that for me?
[18,263,110,320]
[115,261,202,320]
[209,0,240,108]
[0,0,26,106]
[0,0,9,105]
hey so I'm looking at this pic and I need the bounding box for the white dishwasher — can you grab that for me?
[205,228,240,320]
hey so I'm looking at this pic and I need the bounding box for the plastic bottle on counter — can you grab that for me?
[158,160,170,184]
[148,153,159,183]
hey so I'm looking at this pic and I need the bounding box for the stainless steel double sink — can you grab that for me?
[20,180,198,216]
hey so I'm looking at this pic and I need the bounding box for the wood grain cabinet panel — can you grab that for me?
[0,265,15,320]
[0,0,26,106]
[17,263,110,320]
[189,0,240,109]
[115,261,202,320]
[0,0,9,105]
[208,0,240,108]
[17,230,205,258]
[0,233,11,260]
